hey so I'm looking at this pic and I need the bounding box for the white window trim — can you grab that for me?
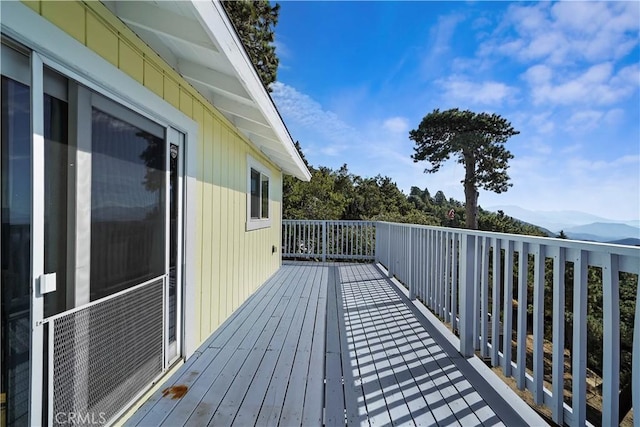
[2,1,199,359]
[246,155,272,231]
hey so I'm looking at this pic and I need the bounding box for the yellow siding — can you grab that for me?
[86,12,118,66]
[28,0,285,346]
[118,40,144,84]
[41,1,85,44]
[164,77,180,110]
[23,0,39,14]
[180,88,193,117]
[143,62,163,97]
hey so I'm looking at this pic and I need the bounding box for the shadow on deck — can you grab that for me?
[126,262,547,426]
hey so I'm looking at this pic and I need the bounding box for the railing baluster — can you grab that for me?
[431,230,437,310]
[516,241,528,390]
[491,238,501,367]
[444,232,451,324]
[481,237,490,358]
[602,253,620,426]
[533,244,545,404]
[474,236,481,351]
[451,233,458,333]
[551,246,566,424]
[435,230,441,316]
[322,221,326,262]
[409,228,415,299]
[460,233,476,357]
[441,232,447,318]
[422,229,427,304]
[572,250,588,427]
[503,239,514,376]
[424,229,430,306]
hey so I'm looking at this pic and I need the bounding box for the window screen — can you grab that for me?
[90,108,165,301]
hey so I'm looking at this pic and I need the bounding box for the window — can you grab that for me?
[247,156,271,230]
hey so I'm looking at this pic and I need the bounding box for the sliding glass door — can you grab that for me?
[1,47,32,427]
[1,37,185,426]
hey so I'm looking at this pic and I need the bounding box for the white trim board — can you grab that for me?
[246,154,273,231]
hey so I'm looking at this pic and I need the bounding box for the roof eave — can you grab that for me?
[189,0,311,181]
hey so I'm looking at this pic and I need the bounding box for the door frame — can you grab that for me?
[166,130,185,366]
[2,3,200,423]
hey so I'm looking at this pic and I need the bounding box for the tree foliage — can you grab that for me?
[283,145,546,236]
[410,108,519,229]
[222,0,280,89]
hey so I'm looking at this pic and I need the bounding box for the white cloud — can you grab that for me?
[528,112,555,134]
[603,108,625,125]
[524,62,639,107]
[271,81,358,155]
[567,110,604,132]
[420,13,466,79]
[479,152,640,220]
[383,117,409,134]
[483,2,640,65]
[437,76,518,106]
[565,107,625,133]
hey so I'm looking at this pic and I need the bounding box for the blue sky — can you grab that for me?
[271,1,640,221]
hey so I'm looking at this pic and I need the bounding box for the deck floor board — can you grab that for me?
[126,262,542,427]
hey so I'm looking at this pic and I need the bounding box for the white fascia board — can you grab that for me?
[190,0,311,182]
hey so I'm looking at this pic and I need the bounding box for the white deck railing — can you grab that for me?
[282,219,639,426]
[282,220,375,261]
[375,221,640,427]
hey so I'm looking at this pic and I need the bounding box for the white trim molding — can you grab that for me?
[246,155,272,231]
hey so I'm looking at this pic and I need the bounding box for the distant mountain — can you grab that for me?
[607,238,640,246]
[486,205,639,232]
[563,222,640,242]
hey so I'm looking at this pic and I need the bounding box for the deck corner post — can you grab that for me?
[459,233,476,358]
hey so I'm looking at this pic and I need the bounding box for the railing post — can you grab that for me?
[533,244,546,405]
[602,253,620,426]
[572,250,588,427]
[322,220,327,262]
[459,233,475,358]
[387,224,392,278]
[551,247,566,425]
[374,222,379,263]
[409,227,415,300]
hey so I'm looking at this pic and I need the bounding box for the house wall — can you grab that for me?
[21,0,283,345]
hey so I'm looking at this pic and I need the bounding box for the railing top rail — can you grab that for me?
[375,221,640,258]
[283,219,376,224]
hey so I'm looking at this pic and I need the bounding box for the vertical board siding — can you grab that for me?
[86,12,118,66]
[31,0,285,347]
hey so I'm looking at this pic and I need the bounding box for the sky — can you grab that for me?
[270,1,640,221]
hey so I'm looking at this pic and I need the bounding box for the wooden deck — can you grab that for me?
[126,263,544,426]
